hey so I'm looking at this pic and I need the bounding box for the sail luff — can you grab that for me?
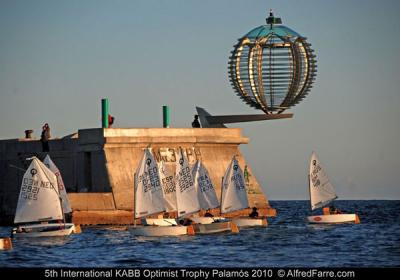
[133,172,137,226]
[308,174,312,211]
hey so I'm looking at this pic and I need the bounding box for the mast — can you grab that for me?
[133,172,137,227]
[220,176,224,216]
[308,174,312,212]
[308,151,312,212]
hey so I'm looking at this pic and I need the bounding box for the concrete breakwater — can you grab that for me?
[0,128,276,225]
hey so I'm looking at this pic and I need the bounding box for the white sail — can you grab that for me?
[43,155,72,214]
[221,156,249,214]
[14,157,63,224]
[158,161,177,212]
[134,148,165,218]
[175,149,200,217]
[309,152,338,211]
[192,160,219,210]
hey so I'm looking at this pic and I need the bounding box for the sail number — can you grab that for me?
[231,173,245,190]
[21,178,42,200]
[311,164,322,187]
[139,167,161,193]
[177,167,193,193]
[198,174,214,193]
[161,175,176,194]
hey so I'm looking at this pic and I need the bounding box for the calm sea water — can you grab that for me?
[1,200,399,267]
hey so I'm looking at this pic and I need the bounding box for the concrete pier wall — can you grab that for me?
[0,128,275,225]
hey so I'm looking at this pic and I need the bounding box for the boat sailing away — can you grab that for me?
[221,156,268,228]
[307,152,360,224]
[130,148,194,236]
[12,157,77,237]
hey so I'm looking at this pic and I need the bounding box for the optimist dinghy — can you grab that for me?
[130,148,194,236]
[307,152,360,224]
[221,157,268,228]
[12,157,76,237]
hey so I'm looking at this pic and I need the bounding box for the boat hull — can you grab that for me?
[143,218,178,226]
[232,217,268,228]
[307,214,360,224]
[190,217,227,224]
[12,223,76,237]
[130,225,191,236]
[192,221,234,234]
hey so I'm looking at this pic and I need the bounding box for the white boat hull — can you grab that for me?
[142,218,178,226]
[192,221,235,234]
[307,214,360,224]
[130,225,192,237]
[232,217,268,228]
[190,217,227,224]
[12,223,76,237]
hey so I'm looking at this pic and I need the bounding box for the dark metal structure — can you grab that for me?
[228,10,317,114]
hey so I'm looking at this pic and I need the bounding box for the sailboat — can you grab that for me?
[221,156,268,228]
[143,160,178,227]
[144,151,235,234]
[130,148,194,236]
[12,157,76,237]
[43,155,72,218]
[307,152,360,224]
[188,159,236,234]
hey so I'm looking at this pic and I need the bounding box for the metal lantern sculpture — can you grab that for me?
[228,10,317,114]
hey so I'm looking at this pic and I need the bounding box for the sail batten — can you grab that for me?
[309,152,337,211]
[220,156,249,214]
[14,157,63,224]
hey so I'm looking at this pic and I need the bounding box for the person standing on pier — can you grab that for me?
[192,115,201,128]
[40,123,51,152]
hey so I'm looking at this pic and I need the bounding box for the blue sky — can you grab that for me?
[1,0,399,199]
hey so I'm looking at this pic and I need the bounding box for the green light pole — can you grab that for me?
[163,105,170,128]
[102,98,109,128]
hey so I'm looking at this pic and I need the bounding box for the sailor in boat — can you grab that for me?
[204,210,214,217]
[329,205,343,215]
[178,218,194,226]
[249,207,259,218]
